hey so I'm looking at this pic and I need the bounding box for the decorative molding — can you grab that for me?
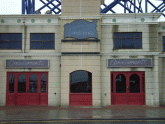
[61,39,100,42]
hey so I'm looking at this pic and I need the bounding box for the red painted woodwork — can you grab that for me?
[69,93,92,106]
[111,71,145,105]
[6,72,48,106]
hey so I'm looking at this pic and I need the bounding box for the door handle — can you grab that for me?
[126,87,129,91]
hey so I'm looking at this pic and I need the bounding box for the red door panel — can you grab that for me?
[6,72,48,106]
[111,71,145,105]
[16,94,27,105]
[70,93,92,106]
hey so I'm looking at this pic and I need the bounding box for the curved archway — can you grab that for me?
[70,70,92,93]
[70,70,92,106]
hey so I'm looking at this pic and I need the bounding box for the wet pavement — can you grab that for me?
[0,105,165,122]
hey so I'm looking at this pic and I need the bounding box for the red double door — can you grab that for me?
[6,72,48,106]
[111,71,145,105]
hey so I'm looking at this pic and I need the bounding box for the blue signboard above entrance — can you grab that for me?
[107,59,152,68]
[64,20,98,40]
[6,60,49,69]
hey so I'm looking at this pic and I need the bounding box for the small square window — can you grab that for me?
[30,33,55,49]
[0,33,22,49]
[113,32,142,49]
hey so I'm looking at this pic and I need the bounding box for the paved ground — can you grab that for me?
[0,105,165,123]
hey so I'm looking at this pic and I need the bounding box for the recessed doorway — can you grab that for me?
[69,70,92,106]
[111,71,145,105]
[6,72,48,106]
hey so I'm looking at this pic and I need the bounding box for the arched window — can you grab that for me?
[18,74,26,93]
[9,74,14,93]
[116,74,126,93]
[129,74,140,93]
[41,74,47,93]
[29,74,38,93]
[70,71,92,93]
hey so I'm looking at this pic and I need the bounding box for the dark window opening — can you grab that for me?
[41,74,47,93]
[116,74,126,93]
[163,36,165,52]
[18,74,26,93]
[114,32,142,49]
[70,71,92,93]
[29,74,38,93]
[9,74,15,93]
[142,74,145,93]
[129,74,140,93]
[111,74,113,93]
[0,33,22,49]
[30,33,55,49]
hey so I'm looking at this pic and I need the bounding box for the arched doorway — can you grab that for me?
[70,70,92,106]
[111,71,145,105]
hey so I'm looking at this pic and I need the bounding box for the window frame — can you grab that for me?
[30,33,55,50]
[113,32,142,49]
[163,36,165,52]
[0,33,22,50]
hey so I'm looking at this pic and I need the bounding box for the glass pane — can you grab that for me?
[163,37,165,44]
[43,34,54,41]
[10,34,22,41]
[163,45,165,52]
[122,39,133,48]
[31,34,42,41]
[114,39,121,49]
[111,74,113,93]
[43,42,54,49]
[29,74,37,93]
[18,74,26,93]
[0,34,9,41]
[0,42,9,49]
[116,74,126,93]
[41,74,46,93]
[31,42,42,49]
[142,74,145,93]
[129,74,140,93]
[70,71,92,93]
[134,33,142,38]
[9,74,15,93]
[122,33,133,38]
[134,39,142,49]
[10,42,22,49]
[114,33,121,38]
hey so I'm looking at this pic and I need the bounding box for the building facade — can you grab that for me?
[0,0,165,107]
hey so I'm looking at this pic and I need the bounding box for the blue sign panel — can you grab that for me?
[6,60,49,69]
[64,19,98,40]
[107,59,152,67]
